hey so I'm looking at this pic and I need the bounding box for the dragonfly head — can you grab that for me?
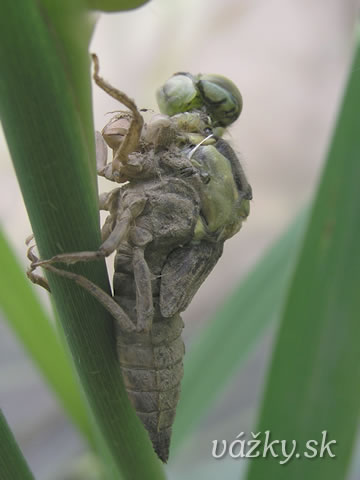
[156,72,242,128]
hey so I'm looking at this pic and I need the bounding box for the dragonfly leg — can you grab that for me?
[92,53,144,176]
[26,238,51,292]
[31,191,146,269]
[131,222,155,332]
[29,221,126,268]
[25,238,136,333]
[26,194,148,332]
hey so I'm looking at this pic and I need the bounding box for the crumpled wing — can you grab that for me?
[160,241,224,318]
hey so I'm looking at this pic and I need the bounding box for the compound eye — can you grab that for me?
[156,73,202,116]
[196,74,243,127]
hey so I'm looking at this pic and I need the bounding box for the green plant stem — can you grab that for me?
[0,410,35,480]
[0,1,164,478]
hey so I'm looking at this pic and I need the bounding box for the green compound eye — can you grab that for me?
[156,73,203,117]
[196,74,242,127]
[156,72,242,128]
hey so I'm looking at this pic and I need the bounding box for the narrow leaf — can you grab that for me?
[246,38,360,480]
[0,410,35,480]
[0,228,94,445]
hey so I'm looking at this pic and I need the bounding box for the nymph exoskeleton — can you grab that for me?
[27,55,252,462]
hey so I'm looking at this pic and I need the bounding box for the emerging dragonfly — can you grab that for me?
[27,54,252,462]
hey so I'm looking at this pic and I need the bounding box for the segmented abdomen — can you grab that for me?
[113,249,185,462]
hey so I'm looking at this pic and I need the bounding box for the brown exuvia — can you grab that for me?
[27,54,252,462]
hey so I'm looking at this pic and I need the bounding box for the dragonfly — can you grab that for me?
[27,54,252,462]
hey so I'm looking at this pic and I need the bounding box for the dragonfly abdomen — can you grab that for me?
[114,255,185,462]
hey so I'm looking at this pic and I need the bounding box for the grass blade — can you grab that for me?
[246,37,360,480]
[0,228,94,445]
[0,410,35,480]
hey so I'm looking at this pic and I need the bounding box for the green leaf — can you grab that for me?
[85,0,150,11]
[0,410,35,480]
[0,1,164,478]
[246,37,360,480]
[171,209,308,454]
[0,228,94,445]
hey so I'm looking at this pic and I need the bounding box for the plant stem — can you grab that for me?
[0,1,165,478]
